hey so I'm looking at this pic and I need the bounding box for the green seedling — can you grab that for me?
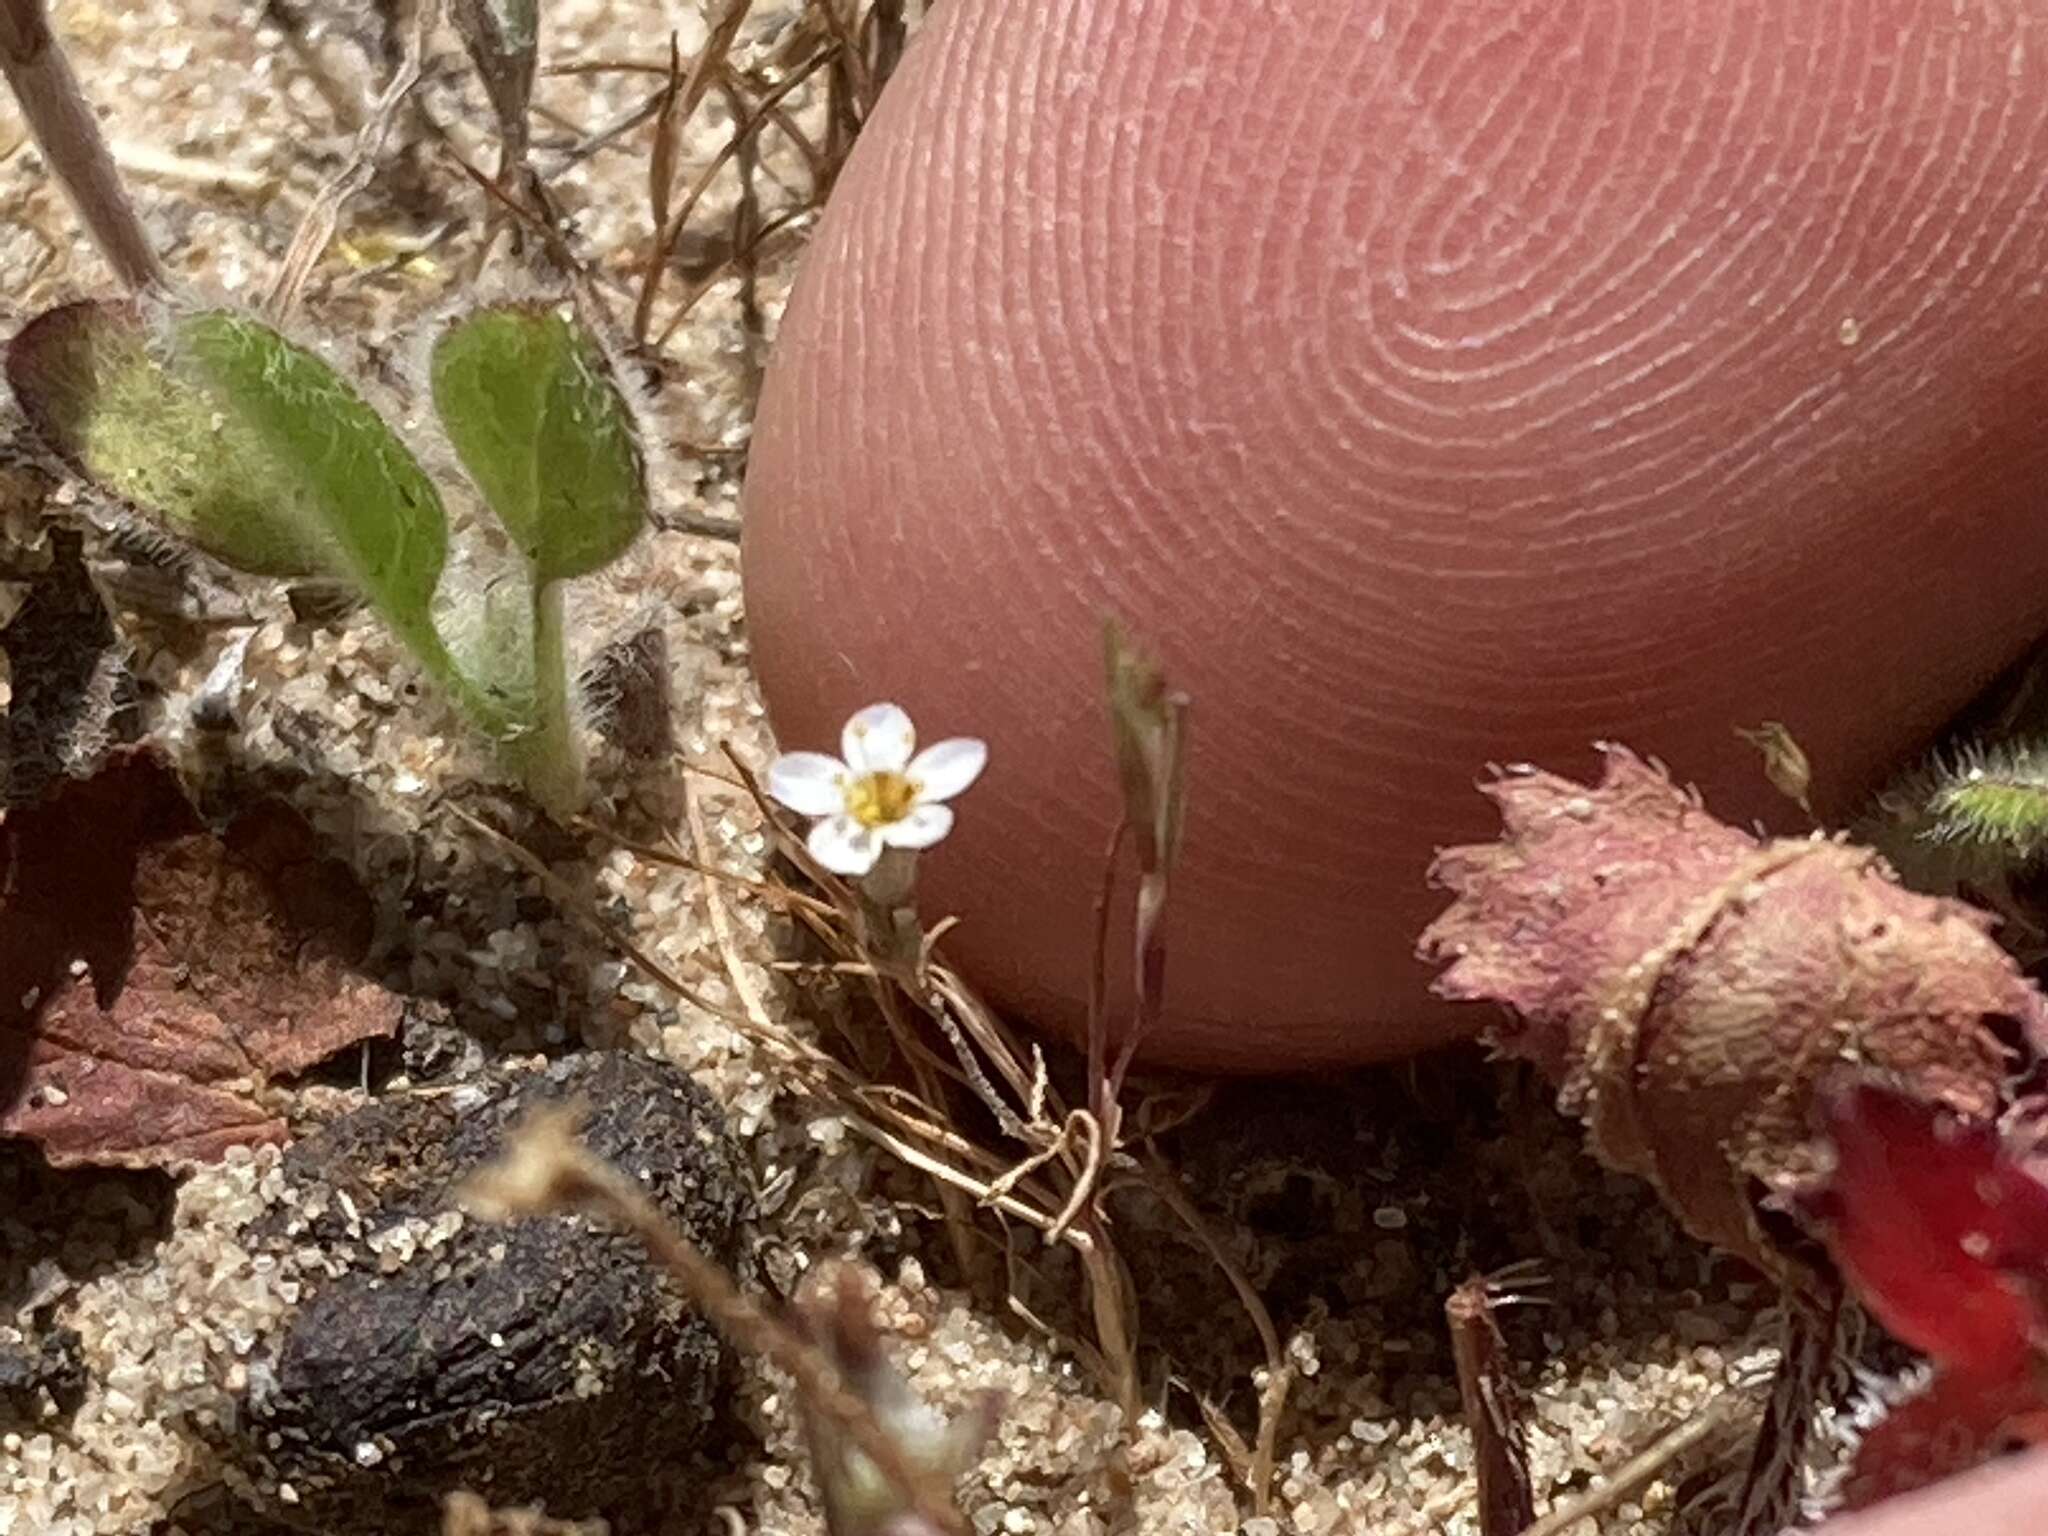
[5,298,649,815]
[1919,740,2048,860]
[431,303,648,813]
[1865,737,2048,879]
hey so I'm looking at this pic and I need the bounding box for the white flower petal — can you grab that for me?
[765,752,849,816]
[881,802,954,850]
[842,702,915,774]
[908,738,987,803]
[808,815,882,876]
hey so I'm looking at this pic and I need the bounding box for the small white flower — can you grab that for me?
[766,702,988,878]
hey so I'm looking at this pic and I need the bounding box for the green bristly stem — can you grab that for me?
[511,577,582,818]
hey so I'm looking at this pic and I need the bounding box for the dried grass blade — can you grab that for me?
[632,0,754,341]
[265,0,431,320]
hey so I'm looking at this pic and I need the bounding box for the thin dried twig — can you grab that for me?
[1447,1273,1538,1536]
[543,82,669,175]
[575,813,835,917]
[109,140,274,195]
[0,0,163,292]
[265,0,432,319]
[719,72,767,400]
[1143,1150,1291,1515]
[450,0,537,191]
[632,0,755,342]
[464,1110,968,1536]
[1516,1384,1760,1536]
[684,769,779,1037]
[632,45,829,342]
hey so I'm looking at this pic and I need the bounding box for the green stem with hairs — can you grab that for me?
[510,577,582,817]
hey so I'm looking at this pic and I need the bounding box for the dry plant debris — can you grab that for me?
[0,747,402,1169]
[1419,744,2042,1296]
[1445,1271,1538,1536]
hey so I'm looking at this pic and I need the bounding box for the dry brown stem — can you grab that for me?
[1447,1274,1538,1536]
[0,0,163,292]
[631,0,755,342]
[632,47,826,343]
[464,1107,969,1536]
[265,0,431,319]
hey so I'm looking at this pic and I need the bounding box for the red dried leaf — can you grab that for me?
[1809,1082,2048,1373]
[1,750,403,1169]
[1804,1081,2048,1507]
[1837,1371,2048,1511]
[1418,746,2047,1293]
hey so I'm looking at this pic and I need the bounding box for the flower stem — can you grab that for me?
[512,577,583,817]
[0,0,164,294]
[855,845,920,952]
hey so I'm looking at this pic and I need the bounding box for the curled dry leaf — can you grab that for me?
[1418,746,2045,1295]
[0,748,403,1169]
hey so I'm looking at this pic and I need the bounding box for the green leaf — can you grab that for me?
[430,304,646,584]
[5,301,329,577]
[172,311,459,699]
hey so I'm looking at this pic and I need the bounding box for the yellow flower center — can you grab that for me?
[844,770,918,829]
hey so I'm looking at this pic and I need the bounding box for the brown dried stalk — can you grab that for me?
[0,0,163,292]
[464,1108,971,1536]
[265,0,431,319]
[1447,1273,1538,1536]
[449,0,537,192]
[631,0,755,342]
[1515,1385,1760,1536]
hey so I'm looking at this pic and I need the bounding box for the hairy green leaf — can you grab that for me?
[5,301,328,576]
[173,311,457,695]
[431,304,646,584]
[1921,741,2048,857]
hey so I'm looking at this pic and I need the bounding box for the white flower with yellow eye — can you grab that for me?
[766,703,988,878]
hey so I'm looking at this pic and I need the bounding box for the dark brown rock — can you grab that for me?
[224,1051,750,1534]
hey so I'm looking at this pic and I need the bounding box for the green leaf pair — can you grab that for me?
[5,299,648,814]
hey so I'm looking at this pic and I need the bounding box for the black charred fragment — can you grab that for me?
[1,513,138,807]
[223,1051,749,1534]
[0,1323,86,1425]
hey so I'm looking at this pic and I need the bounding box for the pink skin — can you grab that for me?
[1812,1450,2048,1536]
[743,0,2048,1073]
